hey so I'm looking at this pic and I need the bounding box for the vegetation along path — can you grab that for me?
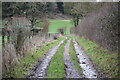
[28,40,65,78]
[72,38,103,78]
[63,39,81,78]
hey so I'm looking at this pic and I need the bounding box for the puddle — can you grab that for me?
[72,38,99,78]
[63,40,81,78]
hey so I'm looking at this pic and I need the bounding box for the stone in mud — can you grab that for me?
[76,53,79,55]
[64,64,68,68]
[38,74,43,77]
[29,73,34,77]
[82,62,86,64]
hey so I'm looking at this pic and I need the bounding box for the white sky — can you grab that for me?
[92,0,120,1]
[0,0,119,2]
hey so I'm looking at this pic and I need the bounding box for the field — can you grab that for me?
[34,19,74,34]
[48,20,74,34]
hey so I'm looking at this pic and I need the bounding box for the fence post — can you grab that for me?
[7,31,10,44]
[2,28,5,47]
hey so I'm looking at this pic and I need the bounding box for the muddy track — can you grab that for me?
[72,38,103,78]
[28,40,64,78]
[63,39,81,78]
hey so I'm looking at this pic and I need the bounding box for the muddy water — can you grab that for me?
[63,40,81,78]
[28,40,64,78]
[72,38,100,78]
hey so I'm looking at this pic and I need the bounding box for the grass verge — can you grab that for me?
[69,40,83,75]
[3,37,65,78]
[47,39,67,78]
[75,36,118,78]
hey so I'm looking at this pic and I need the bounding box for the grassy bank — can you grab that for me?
[75,37,118,78]
[3,37,65,78]
[47,39,67,78]
[69,40,83,75]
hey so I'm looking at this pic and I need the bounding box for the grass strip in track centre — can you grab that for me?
[76,37,118,78]
[3,37,65,78]
[69,40,83,75]
[47,39,67,78]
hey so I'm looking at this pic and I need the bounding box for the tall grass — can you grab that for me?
[3,37,65,78]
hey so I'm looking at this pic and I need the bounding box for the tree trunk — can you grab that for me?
[76,16,79,26]
[2,28,5,47]
[2,35,5,47]
[7,31,10,44]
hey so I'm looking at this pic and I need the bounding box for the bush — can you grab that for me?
[73,3,118,51]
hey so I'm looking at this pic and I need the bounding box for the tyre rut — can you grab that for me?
[72,38,103,78]
[64,39,81,78]
[28,40,64,78]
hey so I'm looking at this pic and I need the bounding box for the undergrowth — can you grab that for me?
[3,37,65,78]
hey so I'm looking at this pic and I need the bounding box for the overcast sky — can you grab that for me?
[0,0,119,2]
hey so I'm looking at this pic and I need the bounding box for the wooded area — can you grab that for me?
[65,2,119,51]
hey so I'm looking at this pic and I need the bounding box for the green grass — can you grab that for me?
[48,20,74,34]
[66,35,77,38]
[33,20,43,28]
[0,36,8,47]
[69,40,83,75]
[33,19,74,34]
[47,39,67,78]
[75,36,118,78]
[3,37,65,78]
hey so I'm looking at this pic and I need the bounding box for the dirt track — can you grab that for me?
[28,37,104,78]
[28,40,64,78]
[63,39,81,78]
[72,38,103,78]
